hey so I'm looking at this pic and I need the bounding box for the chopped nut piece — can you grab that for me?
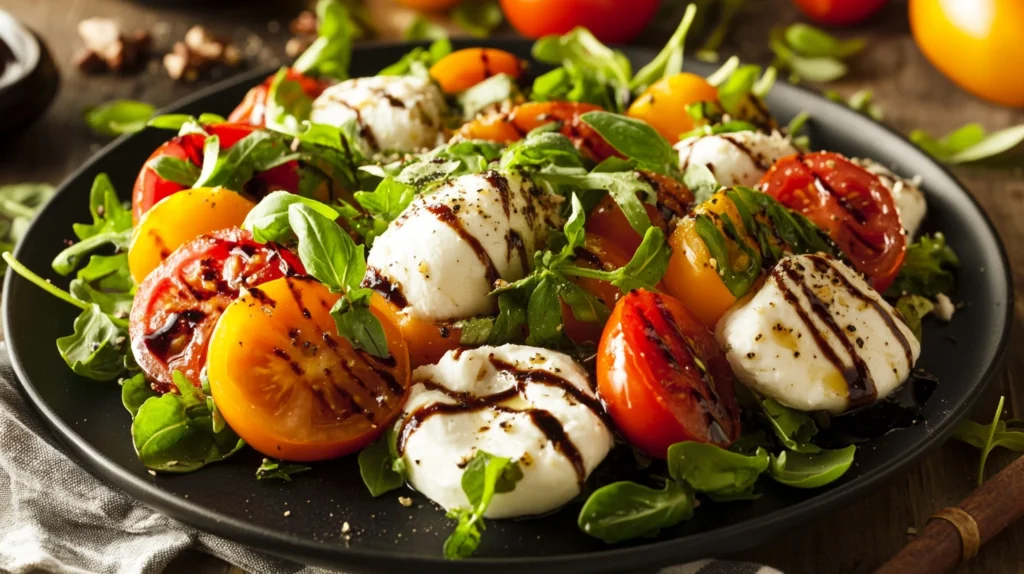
[78,18,121,61]
[76,18,152,74]
[163,44,189,80]
[398,496,413,507]
[341,521,351,534]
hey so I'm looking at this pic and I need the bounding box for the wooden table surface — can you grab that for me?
[3,1,1023,572]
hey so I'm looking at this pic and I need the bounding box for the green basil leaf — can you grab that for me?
[769,445,856,488]
[885,232,959,298]
[195,131,295,192]
[556,278,610,327]
[524,274,564,347]
[454,317,494,346]
[355,176,416,221]
[405,15,449,41]
[84,100,155,136]
[293,0,355,79]
[73,173,133,241]
[458,73,519,120]
[289,203,365,291]
[487,291,529,345]
[895,295,934,342]
[682,163,720,205]
[331,293,390,358]
[629,3,697,92]
[146,156,201,187]
[580,111,680,177]
[256,458,312,482]
[578,480,694,544]
[693,212,760,297]
[121,373,156,418]
[264,68,314,136]
[784,23,865,59]
[147,114,195,131]
[451,0,503,38]
[531,66,617,111]
[56,304,128,381]
[947,124,1024,164]
[760,398,821,453]
[242,191,341,244]
[380,38,452,77]
[444,451,523,559]
[717,64,762,115]
[667,442,770,500]
[614,227,671,291]
[131,387,245,473]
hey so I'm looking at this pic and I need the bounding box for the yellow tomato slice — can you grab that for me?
[128,187,255,284]
[207,277,411,461]
[627,73,719,143]
[429,48,524,94]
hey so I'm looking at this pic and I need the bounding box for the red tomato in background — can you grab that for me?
[910,0,1024,107]
[228,69,331,127]
[129,228,304,393]
[500,0,660,43]
[758,152,906,292]
[597,289,741,458]
[131,123,300,222]
[792,0,889,25]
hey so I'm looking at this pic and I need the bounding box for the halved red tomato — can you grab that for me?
[207,277,411,461]
[561,233,632,345]
[129,227,304,393]
[457,101,620,162]
[758,152,906,292]
[131,123,301,222]
[227,69,331,127]
[597,289,741,458]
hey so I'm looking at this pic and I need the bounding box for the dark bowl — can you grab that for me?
[2,40,1013,573]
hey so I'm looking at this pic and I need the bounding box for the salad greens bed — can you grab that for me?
[2,0,995,560]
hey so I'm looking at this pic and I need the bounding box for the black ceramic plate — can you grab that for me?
[3,40,1013,573]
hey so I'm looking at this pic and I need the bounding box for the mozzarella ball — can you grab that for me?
[364,170,560,322]
[676,130,799,187]
[716,254,920,414]
[309,75,447,155]
[397,345,613,518]
[853,158,927,239]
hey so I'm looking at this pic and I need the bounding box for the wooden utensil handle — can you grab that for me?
[875,455,1024,574]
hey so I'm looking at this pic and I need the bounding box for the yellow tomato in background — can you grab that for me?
[910,0,1024,107]
[626,73,719,143]
[395,0,461,11]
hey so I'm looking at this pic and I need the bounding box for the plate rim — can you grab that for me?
[3,39,1014,572]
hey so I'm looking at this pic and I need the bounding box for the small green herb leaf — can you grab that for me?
[580,111,680,177]
[380,38,452,77]
[451,0,503,38]
[760,398,821,453]
[264,68,314,135]
[578,480,694,544]
[331,292,391,358]
[444,451,523,559]
[242,191,341,244]
[293,0,356,80]
[895,295,934,342]
[629,3,697,92]
[256,458,312,482]
[289,203,365,292]
[953,396,1024,485]
[147,156,201,187]
[405,15,449,41]
[769,445,856,488]
[85,100,155,136]
[885,232,958,298]
[667,442,769,500]
[358,433,406,496]
[783,23,865,59]
[56,305,129,381]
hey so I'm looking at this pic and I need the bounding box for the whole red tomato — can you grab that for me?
[500,0,659,43]
[792,0,889,25]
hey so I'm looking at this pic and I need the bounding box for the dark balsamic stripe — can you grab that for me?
[425,203,501,286]
[528,409,586,488]
[362,266,408,308]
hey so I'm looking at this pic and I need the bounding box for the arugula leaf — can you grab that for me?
[264,68,314,136]
[256,458,312,482]
[84,100,155,136]
[768,445,856,488]
[77,254,133,292]
[293,0,355,80]
[532,28,632,112]
[579,111,680,177]
[131,372,245,473]
[358,433,406,496]
[953,396,1024,485]
[784,23,865,59]
[629,4,697,93]
[534,169,654,235]
[667,442,770,500]
[380,38,452,77]
[0,182,55,270]
[578,480,694,544]
[895,295,934,342]
[458,73,520,120]
[760,398,821,453]
[69,278,133,317]
[147,156,201,187]
[121,373,156,418]
[769,26,859,83]
[193,131,296,192]
[523,275,563,347]
[146,113,226,131]
[885,232,958,298]
[911,123,1024,164]
[242,191,341,244]
[451,0,503,38]
[499,131,587,173]
[56,305,129,381]
[405,15,449,41]
[531,66,617,111]
[560,226,671,293]
[444,450,524,559]
[825,89,883,121]
[715,64,776,116]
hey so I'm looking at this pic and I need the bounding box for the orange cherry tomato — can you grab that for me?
[662,218,739,329]
[457,101,619,161]
[129,228,304,392]
[500,0,660,43]
[597,289,741,458]
[208,277,411,461]
[371,296,462,368]
[910,0,1024,107]
[560,234,633,345]
[759,152,906,292]
[228,69,331,127]
[793,0,888,25]
[395,0,461,11]
[429,48,524,94]
[127,187,255,284]
[585,171,694,255]
[627,73,719,143]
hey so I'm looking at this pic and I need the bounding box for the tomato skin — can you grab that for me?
[208,277,410,461]
[793,0,888,25]
[458,101,619,161]
[662,218,739,328]
[560,234,632,345]
[585,172,694,255]
[597,289,740,458]
[371,296,462,368]
[228,69,331,127]
[129,228,304,392]
[910,0,1024,107]
[131,123,302,222]
[627,73,719,143]
[429,48,524,94]
[500,0,659,43]
[758,152,906,292]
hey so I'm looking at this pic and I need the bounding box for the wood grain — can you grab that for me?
[3,1,1024,573]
